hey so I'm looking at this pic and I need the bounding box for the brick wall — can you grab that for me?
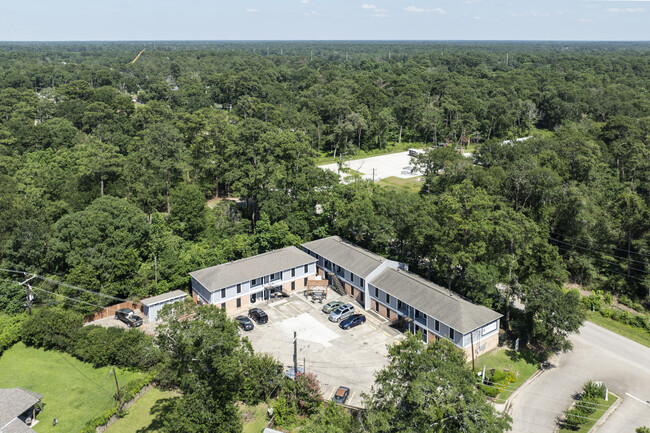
[84,301,143,322]
[463,332,499,360]
[373,300,398,322]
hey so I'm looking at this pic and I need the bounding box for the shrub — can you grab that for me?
[603,292,613,305]
[504,370,517,383]
[599,308,613,318]
[583,381,606,400]
[582,294,602,312]
[619,295,645,312]
[563,408,583,431]
[273,396,298,429]
[281,372,322,416]
[0,313,26,354]
[479,384,500,398]
[21,307,83,351]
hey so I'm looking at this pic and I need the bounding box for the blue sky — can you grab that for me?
[0,0,648,41]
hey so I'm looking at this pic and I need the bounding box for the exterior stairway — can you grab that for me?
[328,272,345,295]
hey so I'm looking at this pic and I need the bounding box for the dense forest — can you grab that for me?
[0,41,649,351]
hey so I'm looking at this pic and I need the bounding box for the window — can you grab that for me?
[360,278,364,287]
[236,284,241,294]
[434,320,439,332]
[304,277,308,286]
[221,288,226,298]
[236,298,241,308]
[360,292,364,303]
[324,260,331,269]
[449,328,455,340]
[397,300,402,309]
[374,287,378,297]
[375,301,379,312]
[387,309,391,319]
[350,273,355,283]
[251,278,260,287]
[291,281,295,291]
[386,293,390,303]
[351,287,355,296]
[415,309,420,318]
[270,272,280,281]
[304,264,308,273]
[221,302,226,310]
[291,268,295,277]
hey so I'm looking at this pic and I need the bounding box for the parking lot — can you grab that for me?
[241,291,404,407]
[86,308,159,335]
[319,151,421,182]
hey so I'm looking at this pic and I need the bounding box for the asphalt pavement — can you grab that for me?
[509,321,650,433]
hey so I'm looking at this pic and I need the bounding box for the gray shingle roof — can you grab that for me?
[141,290,188,307]
[2,419,35,433]
[190,246,316,293]
[301,236,388,278]
[370,268,502,334]
[0,388,42,431]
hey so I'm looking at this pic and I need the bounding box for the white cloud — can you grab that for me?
[605,7,645,11]
[362,4,390,17]
[579,17,593,21]
[304,10,318,16]
[510,10,550,17]
[246,8,259,13]
[405,6,446,14]
[473,16,481,20]
[301,0,309,3]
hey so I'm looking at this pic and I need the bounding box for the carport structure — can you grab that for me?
[140,290,188,322]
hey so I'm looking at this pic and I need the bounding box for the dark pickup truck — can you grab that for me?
[115,308,143,327]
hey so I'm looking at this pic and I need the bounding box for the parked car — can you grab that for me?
[322,300,344,314]
[332,386,350,404]
[115,308,143,327]
[329,304,354,322]
[339,313,366,330]
[248,308,268,324]
[235,315,254,331]
[285,366,305,380]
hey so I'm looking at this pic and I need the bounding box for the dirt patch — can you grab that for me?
[206,196,244,209]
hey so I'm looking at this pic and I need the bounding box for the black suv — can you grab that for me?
[115,308,143,327]
[248,308,268,324]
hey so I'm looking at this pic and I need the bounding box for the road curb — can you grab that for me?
[503,365,548,415]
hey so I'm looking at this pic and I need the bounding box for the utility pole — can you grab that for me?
[470,332,475,371]
[20,273,36,316]
[293,331,298,376]
[310,50,313,61]
[113,368,123,408]
[506,52,509,66]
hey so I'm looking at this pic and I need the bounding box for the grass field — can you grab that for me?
[105,388,180,433]
[240,402,270,433]
[473,348,541,402]
[558,395,618,433]
[0,343,144,433]
[377,176,423,193]
[586,311,650,349]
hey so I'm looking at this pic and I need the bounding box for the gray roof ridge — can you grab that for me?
[191,245,303,274]
[325,236,387,263]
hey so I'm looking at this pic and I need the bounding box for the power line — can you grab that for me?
[30,286,106,309]
[550,237,650,269]
[34,275,128,303]
[554,246,649,283]
[550,232,650,259]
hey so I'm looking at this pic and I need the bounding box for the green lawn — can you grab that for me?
[473,348,541,402]
[377,176,423,193]
[105,388,180,433]
[0,343,144,433]
[586,311,650,349]
[559,395,618,433]
[241,402,270,433]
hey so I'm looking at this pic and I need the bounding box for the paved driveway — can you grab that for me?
[510,321,650,432]
[319,151,421,182]
[241,291,404,407]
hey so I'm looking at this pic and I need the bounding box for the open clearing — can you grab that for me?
[319,151,421,182]
[105,388,180,433]
[0,343,144,433]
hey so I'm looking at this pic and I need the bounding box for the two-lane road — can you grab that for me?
[510,321,650,432]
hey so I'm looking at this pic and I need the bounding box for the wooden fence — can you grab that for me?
[84,301,142,323]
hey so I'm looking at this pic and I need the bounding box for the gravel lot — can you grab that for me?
[319,151,421,182]
[240,291,404,407]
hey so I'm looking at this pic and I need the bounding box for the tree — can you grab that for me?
[155,301,247,433]
[76,138,123,196]
[302,402,360,433]
[169,183,207,241]
[363,333,511,433]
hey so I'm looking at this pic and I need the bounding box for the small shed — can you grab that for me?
[140,290,188,322]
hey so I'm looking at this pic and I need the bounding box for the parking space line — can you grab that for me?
[327,387,336,400]
[287,303,303,315]
[349,391,356,404]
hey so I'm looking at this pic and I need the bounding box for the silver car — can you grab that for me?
[329,304,354,322]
